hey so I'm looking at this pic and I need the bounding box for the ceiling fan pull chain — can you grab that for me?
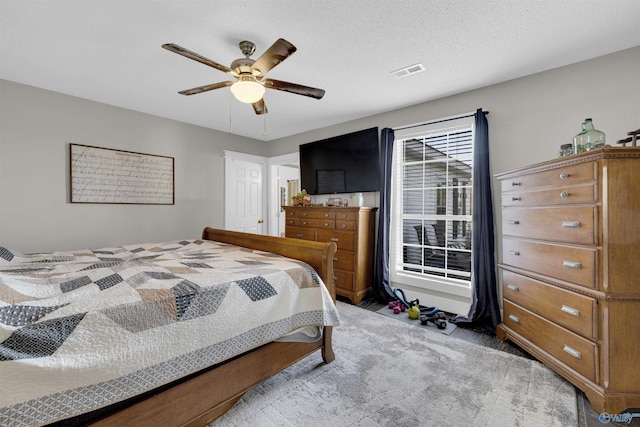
[263,112,267,137]
[228,92,233,133]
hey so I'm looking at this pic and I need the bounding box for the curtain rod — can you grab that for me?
[392,109,489,131]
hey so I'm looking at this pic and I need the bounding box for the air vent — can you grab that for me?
[391,63,425,79]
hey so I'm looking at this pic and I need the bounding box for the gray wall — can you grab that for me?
[268,45,640,258]
[0,80,266,253]
[269,46,640,177]
[2,46,638,255]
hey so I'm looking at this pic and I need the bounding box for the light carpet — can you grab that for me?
[213,301,578,427]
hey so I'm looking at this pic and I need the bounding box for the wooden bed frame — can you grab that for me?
[85,228,338,427]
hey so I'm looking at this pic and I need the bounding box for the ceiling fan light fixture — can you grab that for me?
[164,38,324,114]
[230,76,265,103]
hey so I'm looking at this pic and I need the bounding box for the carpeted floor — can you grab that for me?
[213,301,578,426]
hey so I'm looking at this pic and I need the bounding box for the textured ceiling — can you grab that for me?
[1,0,639,141]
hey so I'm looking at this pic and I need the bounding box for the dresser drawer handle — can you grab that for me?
[511,197,521,202]
[333,257,339,262]
[507,284,519,292]
[324,222,330,227]
[508,220,520,225]
[302,221,308,225]
[508,314,520,323]
[302,213,308,217]
[560,191,570,198]
[511,182,521,186]
[324,213,330,217]
[563,345,582,360]
[560,173,570,179]
[296,233,304,238]
[341,224,347,228]
[509,250,520,256]
[333,276,338,281]
[562,260,581,269]
[330,237,339,242]
[562,221,581,228]
[561,305,580,317]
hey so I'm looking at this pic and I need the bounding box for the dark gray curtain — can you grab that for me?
[372,127,396,301]
[451,109,501,331]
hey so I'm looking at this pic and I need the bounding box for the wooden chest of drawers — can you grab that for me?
[283,206,377,304]
[496,147,640,413]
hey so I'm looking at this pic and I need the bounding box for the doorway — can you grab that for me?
[224,151,300,237]
[267,152,300,237]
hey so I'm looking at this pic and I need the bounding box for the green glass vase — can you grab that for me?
[573,118,605,153]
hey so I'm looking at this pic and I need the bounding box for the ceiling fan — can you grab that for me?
[162,38,325,115]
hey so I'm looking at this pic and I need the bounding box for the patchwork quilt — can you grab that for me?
[0,239,340,427]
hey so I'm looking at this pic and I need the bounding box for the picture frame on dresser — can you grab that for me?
[496,146,640,414]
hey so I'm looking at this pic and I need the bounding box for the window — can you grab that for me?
[391,116,474,295]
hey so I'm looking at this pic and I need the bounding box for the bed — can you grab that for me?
[0,228,339,426]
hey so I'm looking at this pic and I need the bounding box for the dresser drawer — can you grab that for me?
[502,182,596,207]
[285,217,300,226]
[333,250,355,271]
[501,270,596,339]
[502,237,596,289]
[285,226,316,241]
[317,229,355,251]
[299,209,335,219]
[336,211,356,220]
[300,218,335,229]
[336,220,356,231]
[333,269,355,291]
[501,206,596,245]
[503,300,597,382]
[500,162,595,193]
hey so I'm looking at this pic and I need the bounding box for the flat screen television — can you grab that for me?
[299,127,380,195]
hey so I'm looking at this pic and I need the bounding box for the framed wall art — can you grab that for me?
[70,144,174,205]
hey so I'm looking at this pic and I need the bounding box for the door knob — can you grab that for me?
[258,219,264,224]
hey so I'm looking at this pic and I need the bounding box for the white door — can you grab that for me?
[267,152,300,237]
[224,152,267,234]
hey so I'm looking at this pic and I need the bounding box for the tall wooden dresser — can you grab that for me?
[283,206,377,304]
[496,147,640,413]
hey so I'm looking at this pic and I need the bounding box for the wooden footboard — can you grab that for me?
[201,227,337,301]
[88,229,338,427]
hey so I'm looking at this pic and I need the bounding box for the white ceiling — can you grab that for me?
[2,0,639,141]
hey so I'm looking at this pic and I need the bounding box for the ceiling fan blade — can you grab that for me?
[252,98,268,115]
[251,38,297,77]
[263,78,325,99]
[178,81,234,96]
[162,43,237,76]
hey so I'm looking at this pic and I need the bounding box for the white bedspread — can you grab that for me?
[0,239,340,426]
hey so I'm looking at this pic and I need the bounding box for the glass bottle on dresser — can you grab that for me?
[573,118,605,153]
